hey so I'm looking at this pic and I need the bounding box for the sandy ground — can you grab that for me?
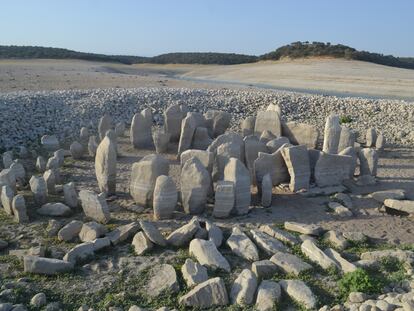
[1,58,414,100]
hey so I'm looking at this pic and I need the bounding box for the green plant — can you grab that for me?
[338,268,381,298]
[339,115,353,124]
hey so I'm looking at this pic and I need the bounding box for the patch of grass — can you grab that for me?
[0,210,14,226]
[0,255,24,271]
[339,115,353,124]
[338,268,382,299]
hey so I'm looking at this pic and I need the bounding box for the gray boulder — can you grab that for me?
[224,158,251,215]
[79,190,111,223]
[95,136,117,195]
[281,145,310,192]
[153,175,177,220]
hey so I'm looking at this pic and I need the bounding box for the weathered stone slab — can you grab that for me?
[244,135,268,182]
[284,221,323,236]
[29,176,47,205]
[384,199,414,214]
[179,277,229,308]
[254,147,290,187]
[79,190,110,224]
[213,181,234,218]
[338,146,357,178]
[314,153,353,187]
[282,121,318,149]
[41,135,60,152]
[369,189,405,203]
[164,104,186,142]
[301,239,337,269]
[130,111,153,148]
[63,182,78,208]
[376,133,385,150]
[12,195,29,223]
[152,130,170,154]
[36,156,47,173]
[37,203,72,217]
[177,113,197,155]
[328,202,353,217]
[259,225,299,245]
[98,114,112,141]
[206,221,223,247]
[180,149,214,174]
[226,227,259,262]
[147,264,179,297]
[189,239,230,272]
[166,218,200,247]
[181,157,211,214]
[324,248,357,273]
[58,220,83,242]
[230,269,257,305]
[266,136,290,153]
[181,258,208,287]
[270,251,312,275]
[130,154,169,207]
[281,145,310,192]
[259,130,276,144]
[2,151,13,168]
[139,220,167,246]
[204,110,231,138]
[208,132,245,161]
[107,222,139,245]
[279,279,316,310]
[224,158,251,215]
[1,185,14,215]
[95,136,117,195]
[63,242,95,264]
[366,127,377,147]
[251,260,278,279]
[254,110,281,137]
[23,256,74,275]
[70,141,84,159]
[0,169,16,192]
[338,127,356,153]
[43,169,56,195]
[88,136,99,157]
[322,114,341,154]
[114,122,125,137]
[250,229,287,255]
[324,230,349,250]
[255,280,281,311]
[358,148,378,176]
[153,175,177,220]
[261,173,272,207]
[132,231,153,255]
[79,221,107,242]
[192,127,212,150]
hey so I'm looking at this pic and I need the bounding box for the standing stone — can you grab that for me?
[153,175,177,220]
[281,122,319,149]
[279,280,317,310]
[255,280,281,311]
[338,127,356,153]
[366,127,377,147]
[181,158,211,214]
[376,133,385,150]
[95,136,117,195]
[259,130,276,144]
[79,190,110,224]
[180,149,214,174]
[179,277,229,308]
[339,147,358,178]
[254,145,290,187]
[53,149,65,167]
[204,110,231,137]
[189,239,230,272]
[254,110,281,137]
[213,141,243,182]
[177,113,197,155]
[70,141,84,159]
[130,154,169,207]
[63,182,78,208]
[314,153,353,187]
[152,130,171,153]
[213,181,234,218]
[0,169,16,191]
[164,104,185,142]
[322,114,341,154]
[36,156,46,173]
[29,176,47,205]
[266,137,290,153]
[207,132,245,163]
[244,136,268,183]
[41,135,60,152]
[43,169,56,195]
[130,112,153,148]
[230,269,257,305]
[114,122,125,137]
[12,195,28,223]
[281,145,311,192]
[2,151,13,168]
[192,127,213,150]
[224,158,251,215]
[88,136,99,157]
[98,114,112,141]
[1,185,14,215]
[10,162,25,182]
[261,174,272,207]
[79,127,89,142]
[359,148,378,176]
[241,116,255,137]
[181,258,208,287]
[19,146,29,159]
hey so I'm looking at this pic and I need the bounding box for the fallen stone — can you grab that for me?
[255,280,281,311]
[153,175,177,220]
[147,264,179,297]
[166,218,200,247]
[324,248,357,273]
[181,258,208,287]
[130,154,169,207]
[324,230,349,250]
[63,182,78,208]
[189,239,230,272]
[259,225,299,245]
[206,221,223,247]
[279,279,317,310]
[63,242,95,264]
[92,237,111,251]
[270,251,312,276]
[251,260,278,279]
[37,203,72,217]
[230,269,257,305]
[301,239,337,270]
[132,231,153,255]
[41,135,60,152]
[333,193,353,208]
[179,277,229,308]
[226,227,259,262]
[328,202,353,217]
[370,189,406,203]
[58,220,83,242]
[384,199,414,214]
[79,221,107,242]
[250,229,287,255]
[360,249,414,264]
[284,221,323,236]
[30,292,47,308]
[23,256,74,275]
[139,220,167,246]
[79,190,110,223]
[106,222,139,245]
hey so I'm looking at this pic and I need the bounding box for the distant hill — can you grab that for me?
[260,41,414,70]
[1,43,413,69]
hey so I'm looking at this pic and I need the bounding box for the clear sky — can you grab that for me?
[1,0,413,57]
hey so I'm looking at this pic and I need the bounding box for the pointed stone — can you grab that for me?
[230,269,257,305]
[180,149,214,174]
[164,104,186,142]
[226,227,259,262]
[189,239,230,272]
[254,110,281,137]
[206,221,223,247]
[324,248,357,273]
[254,146,290,187]
[241,116,255,137]
[213,141,243,182]
[36,156,47,173]
[106,222,139,245]
[338,127,356,153]
[177,113,197,155]
[204,110,231,138]
[358,148,378,176]
[322,114,341,154]
[259,130,276,144]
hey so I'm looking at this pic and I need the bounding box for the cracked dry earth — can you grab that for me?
[1,130,414,311]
